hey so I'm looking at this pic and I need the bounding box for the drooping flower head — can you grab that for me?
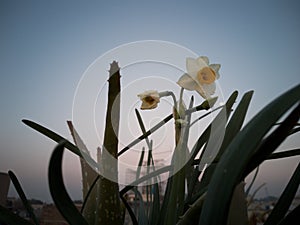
[177,56,220,99]
[137,90,160,110]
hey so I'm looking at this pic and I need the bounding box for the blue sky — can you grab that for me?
[0,0,299,202]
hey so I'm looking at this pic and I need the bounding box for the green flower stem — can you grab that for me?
[174,88,185,146]
[164,97,194,224]
[179,87,184,107]
[159,89,182,146]
[159,91,177,107]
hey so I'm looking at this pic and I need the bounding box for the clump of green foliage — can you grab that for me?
[0,62,299,225]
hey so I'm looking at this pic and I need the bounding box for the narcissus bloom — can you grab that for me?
[177,56,220,99]
[137,90,160,110]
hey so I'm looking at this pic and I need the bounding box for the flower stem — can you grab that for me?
[159,91,177,107]
[179,87,184,107]
[174,88,184,146]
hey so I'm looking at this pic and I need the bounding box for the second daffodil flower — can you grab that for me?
[177,56,220,99]
[137,90,160,110]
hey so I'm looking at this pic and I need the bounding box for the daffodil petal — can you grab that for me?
[177,73,199,91]
[186,57,201,75]
[202,83,216,96]
[210,64,220,72]
[141,100,158,110]
[210,64,221,79]
[194,84,206,99]
[138,90,159,100]
[198,56,209,65]
[215,71,220,80]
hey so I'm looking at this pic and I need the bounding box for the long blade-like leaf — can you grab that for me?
[245,166,260,197]
[22,119,98,169]
[264,162,300,225]
[67,121,99,225]
[163,97,194,225]
[244,102,300,177]
[8,170,39,225]
[135,109,152,149]
[184,91,238,202]
[0,205,34,225]
[187,90,238,168]
[120,165,172,195]
[120,195,138,225]
[48,141,89,225]
[134,188,148,225]
[278,204,300,225]
[22,119,82,157]
[266,148,300,160]
[149,182,160,225]
[199,84,300,225]
[193,148,300,165]
[136,147,145,180]
[215,90,254,160]
[80,175,100,214]
[177,192,207,225]
[118,113,173,156]
[193,91,253,195]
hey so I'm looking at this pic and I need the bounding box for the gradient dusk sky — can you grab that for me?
[1,0,299,202]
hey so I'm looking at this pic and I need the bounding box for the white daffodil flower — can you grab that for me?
[177,56,220,99]
[137,90,160,110]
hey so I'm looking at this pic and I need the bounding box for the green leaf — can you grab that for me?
[186,96,218,113]
[226,182,248,225]
[120,195,138,225]
[267,148,300,160]
[67,121,99,225]
[80,175,100,213]
[245,166,260,197]
[149,183,160,225]
[244,102,300,177]
[215,90,254,161]
[290,127,300,135]
[177,192,206,225]
[189,105,225,127]
[120,165,172,195]
[188,90,238,168]
[199,84,300,225]
[133,188,148,225]
[8,170,39,225]
[22,119,98,169]
[175,91,238,215]
[164,97,194,225]
[264,162,300,225]
[118,113,173,156]
[247,182,266,206]
[135,109,152,149]
[156,173,173,225]
[48,141,89,225]
[22,119,82,157]
[193,91,253,195]
[278,204,300,225]
[0,205,34,225]
[185,165,201,206]
[136,147,145,179]
[185,91,238,199]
